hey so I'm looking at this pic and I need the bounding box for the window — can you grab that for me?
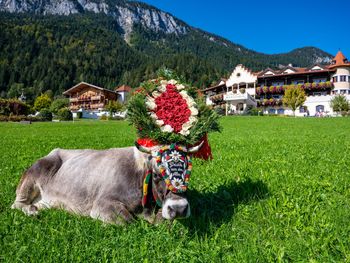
[292,80,304,85]
[340,75,347,82]
[272,81,284,86]
[333,76,338,82]
[299,106,305,113]
[313,92,327,96]
[277,108,285,114]
[340,90,347,95]
[268,108,276,114]
[272,95,282,99]
[313,78,327,83]
[316,105,324,112]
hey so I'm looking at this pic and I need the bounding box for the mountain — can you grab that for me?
[0,0,333,101]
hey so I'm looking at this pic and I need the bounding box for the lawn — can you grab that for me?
[0,117,349,262]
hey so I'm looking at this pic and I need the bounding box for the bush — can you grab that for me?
[34,94,52,111]
[0,98,30,116]
[0,115,43,122]
[215,107,225,116]
[76,112,83,119]
[50,98,69,114]
[57,108,72,121]
[108,116,125,121]
[38,109,53,121]
[99,115,108,121]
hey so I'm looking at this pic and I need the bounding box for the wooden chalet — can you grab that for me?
[63,82,119,112]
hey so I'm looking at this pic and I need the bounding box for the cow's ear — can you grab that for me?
[188,141,204,153]
[135,142,152,153]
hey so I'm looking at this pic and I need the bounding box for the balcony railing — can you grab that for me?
[69,98,78,102]
[91,96,102,101]
[257,98,283,107]
[256,81,333,95]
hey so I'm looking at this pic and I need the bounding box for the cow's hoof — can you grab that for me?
[153,210,165,225]
[22,205,39,216]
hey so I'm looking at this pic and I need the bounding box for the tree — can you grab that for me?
[105,100,123,118]
[283,86,306,116]
[50,98,69,114]
[330,95,350,116]
[34,94,52,111]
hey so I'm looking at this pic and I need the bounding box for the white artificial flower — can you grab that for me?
[161,125,174,133]
[176,84,185,90]
[145,101,157,110]
[182,122,192,131]
[145,96,156,109]
[185,98,196,107]
[190,107,198,116]
[180,90,189,98]
[179,129,190,136]
[168,79,177,85]
[146,96,154,102]
[155,120,164,126]
[171,178,184,189]
[158,84,166,92]
[189,116,197,124]
[152,91,161,98]
[169,150,181,162]
[149,112,158,120]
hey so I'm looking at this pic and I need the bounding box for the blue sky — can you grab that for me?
[138,0,350,57]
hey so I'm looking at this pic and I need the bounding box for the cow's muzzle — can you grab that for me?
[162,198,190,220]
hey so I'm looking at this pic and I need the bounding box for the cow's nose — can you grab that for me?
[168,203,189,218]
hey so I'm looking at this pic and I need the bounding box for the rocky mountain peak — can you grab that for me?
[0,0,188,38]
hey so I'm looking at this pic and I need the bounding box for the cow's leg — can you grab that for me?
[90,199,134,225]
[11,173,41,216]
[12,149,62,216]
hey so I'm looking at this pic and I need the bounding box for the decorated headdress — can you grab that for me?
[127,69,220,146]
[127,69,221,207]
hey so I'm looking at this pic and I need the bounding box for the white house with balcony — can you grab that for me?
[204,51,350,116]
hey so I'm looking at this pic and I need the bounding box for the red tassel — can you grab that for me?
[190,134,213,161]
[137,138,158,147]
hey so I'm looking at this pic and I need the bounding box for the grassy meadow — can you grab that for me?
[0,117,350,262]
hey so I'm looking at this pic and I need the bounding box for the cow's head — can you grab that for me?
[136,141,203,220]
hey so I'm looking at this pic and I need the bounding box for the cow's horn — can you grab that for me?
[188,141,204,153]
[135,142,152,153]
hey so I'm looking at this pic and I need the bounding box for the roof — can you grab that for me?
[329,50,350,68]
[63,82,118,96]
[115,85,132,92]
[202,81,226,92]
[257,66,335,78]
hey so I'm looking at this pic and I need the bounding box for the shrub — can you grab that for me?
[38,108,53,121]
[108,116,125,121]
[34,94,52,111]
[99,115,108,120]
[0,99,30,116]
[50,98,69,114]
[242,105,254,115]
[330,95,350,115]
[0,115,43,122]
[215,107,225,116]
[57,108,73,121]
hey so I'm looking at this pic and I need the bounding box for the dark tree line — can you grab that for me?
[0,12,331,103]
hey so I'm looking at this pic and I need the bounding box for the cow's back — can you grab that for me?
[35,147,147,215]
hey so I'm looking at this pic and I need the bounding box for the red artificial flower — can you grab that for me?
[154,85,191,133]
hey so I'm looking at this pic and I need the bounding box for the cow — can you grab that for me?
[11,142,203,224]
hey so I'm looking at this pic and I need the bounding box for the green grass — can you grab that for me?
[1,117,350,262]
